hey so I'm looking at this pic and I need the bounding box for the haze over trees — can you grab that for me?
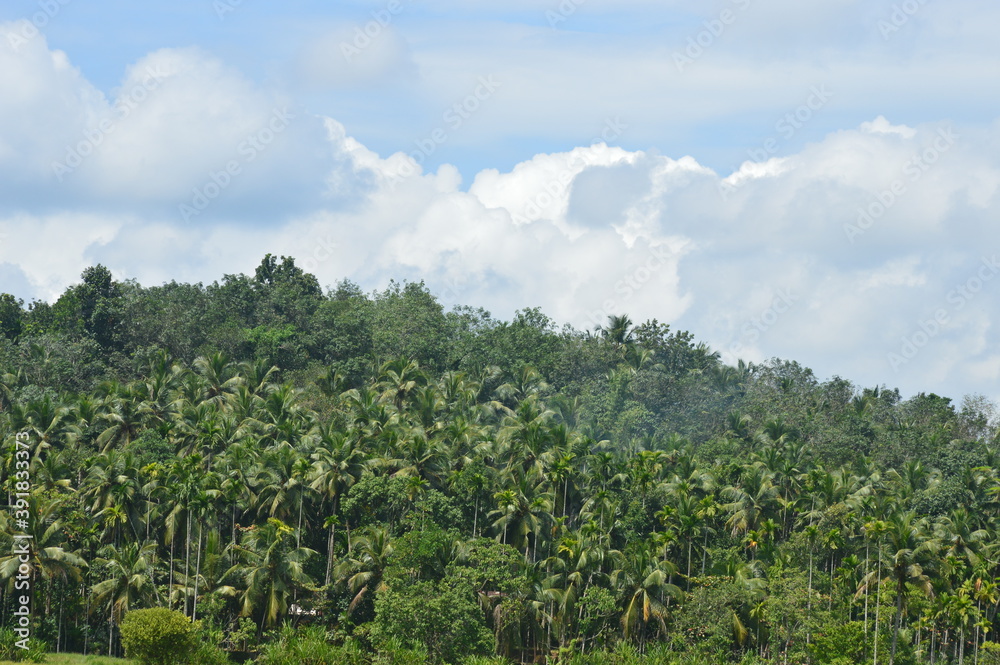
[1,255,999,665]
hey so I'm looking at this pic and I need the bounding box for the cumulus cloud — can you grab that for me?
[1,32,1000,405]
[0,28,358,222]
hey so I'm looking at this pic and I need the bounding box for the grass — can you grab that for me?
[0,655,135,665]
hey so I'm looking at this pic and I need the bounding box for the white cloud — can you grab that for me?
[861,115,917,138]
[3,33,1000,406]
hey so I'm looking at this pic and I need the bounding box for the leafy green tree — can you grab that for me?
[372,578,493,663]
[119,607,198,665]
[0,294,24,341]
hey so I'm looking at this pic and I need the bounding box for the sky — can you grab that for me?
[1,0,999,406]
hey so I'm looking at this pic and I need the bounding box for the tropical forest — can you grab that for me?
[1,255,999,665]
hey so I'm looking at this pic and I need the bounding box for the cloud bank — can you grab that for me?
[1,26,999,404]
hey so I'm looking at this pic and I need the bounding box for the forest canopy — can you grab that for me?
[1,255,998,665]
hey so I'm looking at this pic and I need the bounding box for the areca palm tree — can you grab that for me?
[254,447,315,540]
[334,525,393,620]
[309,424,367,585]
[489,473,554,562]
[80,450,147,544]
[378,357,425,409]
[545,529,616,647]
[611,546,681,646]
[0,495,88,605]
[599,314,635,356]
[193,352,243,404]
[226,518,316,630]
[885,511,937,665]
[95,383,146,452]
[153,454,205,613]
[496,366,549,409]
[722,465,778,536]
[5,395,80,465]
[936,507,988,568]
[498,398,554,478]
[90,540,159,655]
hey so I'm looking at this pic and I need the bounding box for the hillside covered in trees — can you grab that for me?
[1,255,999,665]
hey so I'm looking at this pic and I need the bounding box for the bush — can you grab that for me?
[120,608,198,665]
[372,637,427,665]
[256,624,367,665]
[194,640,233,665]
[0,628,46,663]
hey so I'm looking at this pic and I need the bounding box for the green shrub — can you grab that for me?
[0,628,47,663]
[193,640,233,665]
[372,638,427,665]
[119,608,198,665]
[256,624,366,665]
[460,657,512,665]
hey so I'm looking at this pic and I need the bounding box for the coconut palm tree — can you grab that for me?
[225,517,316,630]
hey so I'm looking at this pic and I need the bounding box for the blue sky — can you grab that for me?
[2,0,1000,408]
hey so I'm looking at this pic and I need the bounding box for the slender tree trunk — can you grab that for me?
[57,587,63,652]
[193,525,204,621]
[829,553,835,611]
[83,583,90,656]
[297,492,304,548]
[168,535,175,610]
[890,581,904,665]
[874,555,882,665]
[976,600,982,665]
[686,540,693,590]
[701,529,709,576]
[185,509,192,616]
[864,540,870,648]
[808,546,814,612]
[325,521,336,587]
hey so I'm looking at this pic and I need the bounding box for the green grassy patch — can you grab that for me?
[0,655,135,665]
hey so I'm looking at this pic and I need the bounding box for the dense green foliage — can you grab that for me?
[1,256,999,665]
[119,608,197,665]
